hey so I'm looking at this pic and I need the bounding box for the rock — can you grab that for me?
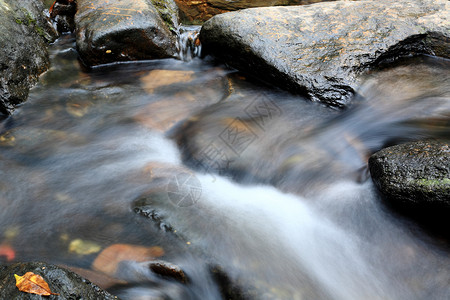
[357,56,450,120]
[208,0,332,10]
[172,87,340,186]
[369,140,450,208]
[49,0,78,33]
[0,0,58,114]
[0,262,119,299]
[149,260,187,283]
[62,265,128,290]
[200,0,450,107]
[152,0,180,31]
[134,67,229,132]
[75,0,179,66]
[174,0,227,24]
[175,0,335,23]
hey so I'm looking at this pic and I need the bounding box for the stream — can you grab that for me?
[0,34,449,299]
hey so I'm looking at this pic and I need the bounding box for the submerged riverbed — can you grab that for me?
[0,35,449,299]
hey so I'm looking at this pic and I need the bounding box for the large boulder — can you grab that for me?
[0,0,58,114]
[0,262,118,299]
[75,0,179,66]
[369,140,450,208]
[200,0,450,107]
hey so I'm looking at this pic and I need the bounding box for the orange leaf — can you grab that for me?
[0,244,15,262]
[92,244,164,276]
[14,272,59,296]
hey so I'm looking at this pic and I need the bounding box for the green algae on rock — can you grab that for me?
[369,140,450,207]
[0,0,58,114]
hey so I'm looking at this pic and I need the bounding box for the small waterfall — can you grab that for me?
[176,25,202,62]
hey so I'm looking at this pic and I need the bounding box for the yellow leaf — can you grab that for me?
[69,238,102,255]
[15,272,58,296]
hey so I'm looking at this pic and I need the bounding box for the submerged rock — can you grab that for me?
[369,140,450,208]
[0,262,118,299]
[75,0,179,66]
[171,87,341,187]
[0,0,58,114]
[200,0,450,107]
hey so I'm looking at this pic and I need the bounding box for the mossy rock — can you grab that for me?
[369,140,450,207]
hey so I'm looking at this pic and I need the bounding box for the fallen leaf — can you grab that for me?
[4,226,20,240]
[0,243,15,262]
[69,238,102,255]
[15,272,59,296]
[92,244,164,275]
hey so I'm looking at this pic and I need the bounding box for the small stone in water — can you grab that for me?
[149,260,187,283]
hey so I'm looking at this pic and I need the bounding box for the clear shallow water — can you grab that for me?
[0,35,449,299]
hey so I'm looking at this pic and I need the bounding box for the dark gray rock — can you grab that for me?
[369,140,450,208]
[0,262,119,299]
[200,0,449,107]
[75,0,179,66]
[49,0,78,33]
[0,0,58,114]
[149,260,187,283]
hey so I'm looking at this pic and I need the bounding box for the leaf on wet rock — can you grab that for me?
[141,70,195,93]
[15,272,59,296]
[69,238,102,255]
[92,243,165,275]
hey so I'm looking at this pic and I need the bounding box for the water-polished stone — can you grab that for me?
[75,0,179,66]
[369,140,450,208]
[200,0,450,107]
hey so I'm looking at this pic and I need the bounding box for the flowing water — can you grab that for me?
[0,35,449,299]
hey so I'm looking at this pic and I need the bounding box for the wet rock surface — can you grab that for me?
[175,0,334,23]
[75,0,178,66]
[149,260,187,283]
[49,0,78,33]
[369,140,450,208]
[0,0,58,114]
[200,0,450,107]
[0,262,119,299]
